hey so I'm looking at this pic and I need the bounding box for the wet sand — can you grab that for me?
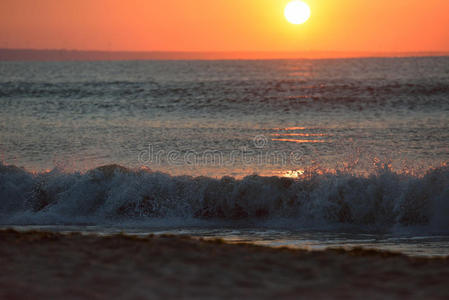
[0,229,448,299]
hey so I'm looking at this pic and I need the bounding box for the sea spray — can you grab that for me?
[1,162,448,232]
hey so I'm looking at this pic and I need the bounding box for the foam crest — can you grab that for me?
[0,162,448,232]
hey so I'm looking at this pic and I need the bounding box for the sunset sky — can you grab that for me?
[1,0,449,53]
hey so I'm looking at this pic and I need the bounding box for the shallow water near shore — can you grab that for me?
[5,225,449,258]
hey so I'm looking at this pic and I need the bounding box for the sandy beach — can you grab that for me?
[0,229,447,299]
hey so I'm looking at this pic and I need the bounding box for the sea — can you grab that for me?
[1,57,449,257]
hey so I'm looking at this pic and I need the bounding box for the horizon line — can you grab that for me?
[1,48,449,61]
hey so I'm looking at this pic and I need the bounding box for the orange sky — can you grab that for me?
[1,0,448,53]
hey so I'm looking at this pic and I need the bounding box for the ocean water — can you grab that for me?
[1,57,449,256]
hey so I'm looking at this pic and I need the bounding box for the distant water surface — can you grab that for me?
[1,57,448,176]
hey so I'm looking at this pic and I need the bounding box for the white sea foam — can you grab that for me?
[1,162,448,233]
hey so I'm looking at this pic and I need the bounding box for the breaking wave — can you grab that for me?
[1,162,448,232]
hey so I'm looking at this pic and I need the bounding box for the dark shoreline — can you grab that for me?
[0,229,448,299]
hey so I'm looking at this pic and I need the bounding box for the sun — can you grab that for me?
[284,1,311,25]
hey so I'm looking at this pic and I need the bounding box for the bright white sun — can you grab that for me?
[284,1,311,25]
